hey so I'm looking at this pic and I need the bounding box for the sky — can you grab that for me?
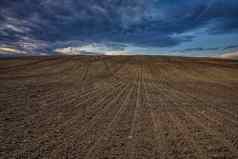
[0,0,238,56]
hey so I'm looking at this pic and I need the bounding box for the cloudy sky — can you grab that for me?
[0,0,238,56]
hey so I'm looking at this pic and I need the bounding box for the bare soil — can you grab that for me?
[0,55,238,159]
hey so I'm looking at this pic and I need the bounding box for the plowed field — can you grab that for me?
[1,55,238,159]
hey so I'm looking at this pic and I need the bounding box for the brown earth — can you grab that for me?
[0,55,238,159]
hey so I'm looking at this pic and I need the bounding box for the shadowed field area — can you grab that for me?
[0,55,238,159]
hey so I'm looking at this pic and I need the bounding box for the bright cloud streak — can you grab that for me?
[221,51,238,59]
[0,47,17,53]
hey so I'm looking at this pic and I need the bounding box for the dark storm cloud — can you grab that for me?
[0,0,238,53]
[223,44,238,50]
[180,47,220,52]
